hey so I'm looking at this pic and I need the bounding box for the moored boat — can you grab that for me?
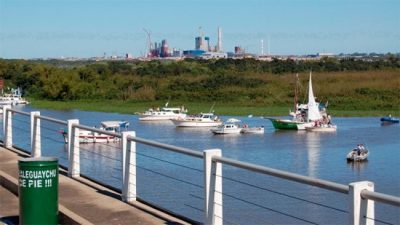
[241,126,264,134]
[138,104,187,121]
[0,88,29,105]
[211,118,242,134]
[267,73,331,130]
[296,73,334,130]
[61,120,129,143]
[171,113,221,127]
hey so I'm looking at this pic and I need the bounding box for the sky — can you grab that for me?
[0,0,399,58]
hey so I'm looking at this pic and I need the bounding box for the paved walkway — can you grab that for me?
[0,147,191,225]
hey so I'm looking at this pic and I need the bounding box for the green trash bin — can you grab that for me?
[18,157,59,225]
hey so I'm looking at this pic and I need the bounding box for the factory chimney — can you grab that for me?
[217,27,222,52]
[261,39,264,55]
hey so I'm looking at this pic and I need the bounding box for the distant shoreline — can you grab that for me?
[29,99,397,117]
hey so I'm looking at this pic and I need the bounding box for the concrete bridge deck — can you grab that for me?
[0,147,191,225]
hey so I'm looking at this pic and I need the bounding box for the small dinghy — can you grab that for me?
[346,144,369,162]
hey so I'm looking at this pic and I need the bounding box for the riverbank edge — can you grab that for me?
[28,99,399,117]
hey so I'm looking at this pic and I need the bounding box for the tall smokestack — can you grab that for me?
[217,27,222,52]
[261,39,264,55]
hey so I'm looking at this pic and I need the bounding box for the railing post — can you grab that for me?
[204,149,223,225]
[349,181,375,225]
[3,105,12,148]
[122,131,136,203]
[68,119,80,178]
[30,111,41,157]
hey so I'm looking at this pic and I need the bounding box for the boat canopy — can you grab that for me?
[101,121,130,128]
[226,118,241,123]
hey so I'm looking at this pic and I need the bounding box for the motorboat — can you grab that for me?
[380,115,399,125]
[347,145,369,161]
[171,113,222,127]
[211,118,242,134]
[0,88,29,105]
[305,124,337,132]
[241,126,265,134]
[211,123,242,135]
[61,121,129,143]
[138,106,187,121]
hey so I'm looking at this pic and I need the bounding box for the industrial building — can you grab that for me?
[183,26,227,59]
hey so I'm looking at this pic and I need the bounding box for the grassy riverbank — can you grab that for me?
[30,99,398,117]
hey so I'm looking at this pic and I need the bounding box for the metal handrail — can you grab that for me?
[73,123,123,138]
[8,108,30,116]
[361,190,400,207]
[127,136,203,158]
[4,107,400,215]
[36,115,68,126]
[213,156,349,194]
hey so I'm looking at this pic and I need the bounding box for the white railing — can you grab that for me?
[2,106,400,225]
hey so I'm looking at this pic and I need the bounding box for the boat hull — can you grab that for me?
[171,119,222,127]
[269,119,303,130]
[139,115,182,121]
[78,135,118,143]
[296,122,314,130]
[305,125,337,132]
[346,151,368,161]
[211,128,242,134]
[380,117,399,124]
[241,127,264,134]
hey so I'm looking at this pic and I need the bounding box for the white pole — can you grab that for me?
[122,131,137,202]
[204,149,222,225]
[30,111,41,157]
[68,119,80,178]
[3,105,12,148]
[261,39,264,55]
[349,181,375,225]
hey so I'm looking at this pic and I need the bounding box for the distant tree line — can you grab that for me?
[0,57,399,110]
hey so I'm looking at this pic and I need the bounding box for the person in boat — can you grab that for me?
[356,144,362,155]
[327,114,332,125]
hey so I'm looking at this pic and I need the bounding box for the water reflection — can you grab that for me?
[346,160,368,172]
[174,126,212,134]
[305,132,321,178]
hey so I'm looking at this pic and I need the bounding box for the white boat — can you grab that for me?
[211,118,242,134]
[241,126,265,134]
[305,124,337,132]
[138,105,187,121]
[61,121,129,143]
[269,73,328,131]
[297,73,333,130]
[347,145,369,161]
[0,88,29,105]
[171,113,222,127]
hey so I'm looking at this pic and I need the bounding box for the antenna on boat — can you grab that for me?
[209,102,216,113]
[165,96,171,107]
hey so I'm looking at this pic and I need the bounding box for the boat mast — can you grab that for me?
[294,73,299,113]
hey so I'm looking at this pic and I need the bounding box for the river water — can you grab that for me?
[3,105,400,225]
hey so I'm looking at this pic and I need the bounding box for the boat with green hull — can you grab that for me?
[268,118,303,130]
